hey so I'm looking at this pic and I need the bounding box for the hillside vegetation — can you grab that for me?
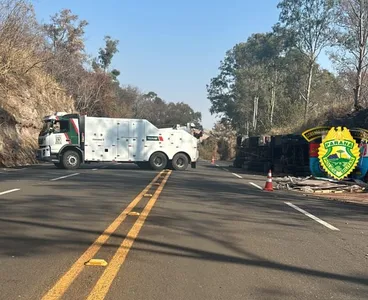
[207,0,368,137]
[0,0,201,167]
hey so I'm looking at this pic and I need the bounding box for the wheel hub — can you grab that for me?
[177,158,184,167]
[154,157,163,166]
[67,155,77,166]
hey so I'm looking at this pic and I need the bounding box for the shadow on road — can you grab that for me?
[0,216,367,288]
[0,162,367,298]
[0,162,160,184]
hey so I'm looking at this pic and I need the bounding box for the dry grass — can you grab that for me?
[0,1,98,166]
[0,63,75,167]
[267,101,356,136]
[0,125,38,167]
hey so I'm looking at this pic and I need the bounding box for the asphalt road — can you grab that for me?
[0,161,367,300]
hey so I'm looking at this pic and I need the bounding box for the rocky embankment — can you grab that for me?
[0,73,74,167]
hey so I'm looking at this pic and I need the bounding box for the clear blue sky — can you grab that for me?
[32,0,331,129]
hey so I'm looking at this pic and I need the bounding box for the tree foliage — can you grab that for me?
[43,8,88,58]
[276,0,338,121]
[133,92,202,127]
[207,0,353,137]
[93,35,119,73]
[0,0,46,84]
[331,0,368,110]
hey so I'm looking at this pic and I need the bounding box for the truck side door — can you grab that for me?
[129,120,145,161]
[117,121,129,160]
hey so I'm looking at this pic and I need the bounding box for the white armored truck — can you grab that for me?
[36,112,199,171]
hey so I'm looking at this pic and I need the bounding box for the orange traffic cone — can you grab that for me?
[263,169,273,191]
[211,156,215,164]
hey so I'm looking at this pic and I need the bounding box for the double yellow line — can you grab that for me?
[42,169,172,300]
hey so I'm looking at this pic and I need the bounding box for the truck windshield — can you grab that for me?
[39,119,69,136]
[40,120,52,135]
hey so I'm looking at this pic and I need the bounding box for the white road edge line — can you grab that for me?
[222,168,229,172]
[284,202,340,231]
[232,173,243,179]
[0,188,20,196]
[249,182,263,190]
[50,173,80,181]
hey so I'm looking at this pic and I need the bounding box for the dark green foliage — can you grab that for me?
[133,92,202,127]
[207,0,346,136]
[96,35,119,72]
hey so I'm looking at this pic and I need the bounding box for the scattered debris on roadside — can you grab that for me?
[274,175,366,194]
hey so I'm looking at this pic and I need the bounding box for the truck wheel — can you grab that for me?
[61,150,81,170]
[54,162,64,169]
[172,153,189,171]
[149,152,167,171]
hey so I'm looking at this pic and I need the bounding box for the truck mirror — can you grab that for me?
[236,136,242,146]
[193,131,203,139]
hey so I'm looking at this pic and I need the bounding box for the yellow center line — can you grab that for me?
[41,170,165,300]
[86,169,172,300]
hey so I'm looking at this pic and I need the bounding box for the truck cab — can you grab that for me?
[37,112,80,164]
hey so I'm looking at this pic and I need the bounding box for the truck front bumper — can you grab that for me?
[36,147,59,163]
[191,153,198,168]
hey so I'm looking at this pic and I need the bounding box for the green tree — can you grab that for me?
[207,26,342,136]
[94,35,119,72]
[165,102,202,127]
[133,91,202,127]
[207,48,236,121]
[110,69,121,82]
[234,32,287,131]
[337,149,344,158]
[207,32,288,135]
[276,0,338,122]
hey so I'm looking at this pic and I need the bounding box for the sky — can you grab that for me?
[31,0,332,129]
